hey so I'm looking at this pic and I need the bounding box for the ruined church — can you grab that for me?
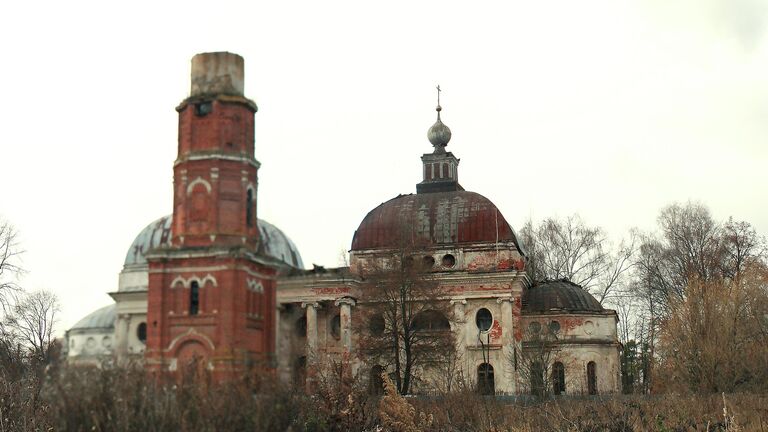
[65,52,621,395]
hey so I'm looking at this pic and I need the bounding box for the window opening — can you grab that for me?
[553,361,565,395]
[369,314,385,336]
[476,308,493,332]
[330,314,341,340]
[137,322,147,343]
[190,281,200,315]
[587,361,597,395]
[477,363,495,395]
[194,101,212,116]
[442,254,456,268]
[246,189,254,227]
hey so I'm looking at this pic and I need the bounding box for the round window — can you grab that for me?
[549,320,561,333]
[583,320,595,335]
[422,255,435,269]
[442,254,456,268]
[476,308,493,332]
[137,322,147,343]
[528,321,541,334]
[102,336,112,349]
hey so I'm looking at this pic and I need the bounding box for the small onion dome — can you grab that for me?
[427,105,451,150]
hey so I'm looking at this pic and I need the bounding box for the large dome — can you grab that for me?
[124,215,304,269]
[522,280,604,314]
[351,191,523,252]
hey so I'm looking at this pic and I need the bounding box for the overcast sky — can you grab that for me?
[1,0,767,331]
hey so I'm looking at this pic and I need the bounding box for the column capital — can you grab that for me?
[301,301,322,309]
[496,295,514,304]
[334,297,356,307]
[449,298,467,305]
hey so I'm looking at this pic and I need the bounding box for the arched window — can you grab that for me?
[412,310,450,332]
[246,189,254,227]
[137,322,147,344]
[369,365,385,395]
[190,281,200,315]
[477,363,494,395]
[552,361,565,395]
[587,361,597,395]
[369,314,385,336]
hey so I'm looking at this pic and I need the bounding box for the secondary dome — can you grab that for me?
[123,215,304,269]
[70,304,116,331]
[351,191,523,252]
[522,280,604,314]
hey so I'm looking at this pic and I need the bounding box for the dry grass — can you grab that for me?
[0,363,767,431]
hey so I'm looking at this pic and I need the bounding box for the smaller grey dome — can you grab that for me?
[427,107,451,149]
[71,304,115,330]
[522,280,603,314]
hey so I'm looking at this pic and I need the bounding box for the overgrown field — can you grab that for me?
[0,366,766,431]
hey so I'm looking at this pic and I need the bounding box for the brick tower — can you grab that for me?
[145,52,277,380]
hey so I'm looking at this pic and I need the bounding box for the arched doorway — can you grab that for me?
[587,361,597,395]
[369,365,385,395]
[477,363,494,395]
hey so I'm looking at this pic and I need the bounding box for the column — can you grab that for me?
[301,302,321,355]
[334,297,356,353]
[449,298,467,382]
[115,313,130,363]
[497,295,515,393]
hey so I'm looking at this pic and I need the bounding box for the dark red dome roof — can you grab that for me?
[351,191,522,251]
[522,280,604,314]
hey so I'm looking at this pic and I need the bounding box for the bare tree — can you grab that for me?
[656,263,768,393]
[8,290,60,364]
[514,323,562,398]
[520,215,636,303]
[0,219,23,311]
[355,225,456,395]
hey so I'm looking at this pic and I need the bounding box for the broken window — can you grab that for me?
[476,308,492,332]
[189,281,200,315]
[477,363,494,395]
[552,361,565,395]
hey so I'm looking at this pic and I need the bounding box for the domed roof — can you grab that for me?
[522,280,604,314]
[70,304,115,330]
[351,191,523,252]
[124,215,172,267]
[124,215,304,269]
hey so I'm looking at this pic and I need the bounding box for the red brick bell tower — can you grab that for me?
[145,52,276,380]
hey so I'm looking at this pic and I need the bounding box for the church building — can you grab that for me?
[66,52,621,395]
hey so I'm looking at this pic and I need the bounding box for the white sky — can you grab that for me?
[1,0,767,332]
